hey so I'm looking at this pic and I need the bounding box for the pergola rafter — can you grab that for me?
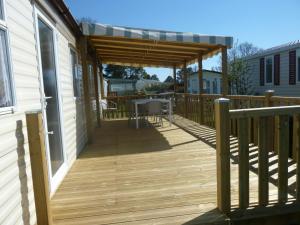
[80,22,233,140]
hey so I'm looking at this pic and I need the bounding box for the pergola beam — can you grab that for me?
[101,59,176,68]
[99,52,188,61]
[94,44,202,55]
[90,38,210,51]
[101,55,183,64]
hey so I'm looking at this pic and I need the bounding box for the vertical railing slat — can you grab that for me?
[258,116,269,206]
[296,114,300,200]
[238,117,249,209]
[278,115,289,203]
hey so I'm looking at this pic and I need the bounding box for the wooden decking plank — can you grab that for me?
[51,119,226,225]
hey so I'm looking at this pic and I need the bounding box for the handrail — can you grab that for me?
[215,97,300,215]
[230,105,300,118]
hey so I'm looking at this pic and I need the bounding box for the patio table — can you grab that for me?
[132,98,172,129]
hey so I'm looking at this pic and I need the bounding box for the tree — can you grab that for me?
[104,64,150,80]
[212,41,262,95]
[176,67,194,84]
[76,17,97,24]
[104,65,128,79]
[164,75,174,83]
[150,74,159,81]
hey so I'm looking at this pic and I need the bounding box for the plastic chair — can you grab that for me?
[147,101,163,126]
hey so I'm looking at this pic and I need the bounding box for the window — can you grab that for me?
[213,79,218,94]
[298,57,300,82]
[265,56,273,83]
[0,0,3,20]
[297,50,300,82]
[206,80,210,93]
[70,49,80,97]
[0,1,14,109]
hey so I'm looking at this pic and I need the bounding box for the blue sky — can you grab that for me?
[65,0,300,81]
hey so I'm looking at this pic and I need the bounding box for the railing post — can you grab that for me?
[199,94,204,125]
[264,90,274,107]
[26,111,53,225]
[215,98,231,214]
[265,90,275,152]
[184,93,188,118]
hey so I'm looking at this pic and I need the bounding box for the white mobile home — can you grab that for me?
[245,41,300,96]
[187,70,221,94]
[0,1,100,224]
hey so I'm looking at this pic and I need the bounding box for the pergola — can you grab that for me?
[79,22,233,142]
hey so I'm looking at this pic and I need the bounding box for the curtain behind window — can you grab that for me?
[0,30,13,107]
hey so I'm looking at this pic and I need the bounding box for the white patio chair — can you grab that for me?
[147,101,163,127]
[127,100,149,127]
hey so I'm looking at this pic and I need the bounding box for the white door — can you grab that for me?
[35,8,67,193]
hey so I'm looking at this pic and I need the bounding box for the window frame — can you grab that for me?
[296,49,300,83]
[265,55,273,85]
[0,0,16,115]
[0,0,5,25]
[69,46,81,99]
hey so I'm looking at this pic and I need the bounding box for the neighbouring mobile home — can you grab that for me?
[245,40,300,96]
[187,70,221,94]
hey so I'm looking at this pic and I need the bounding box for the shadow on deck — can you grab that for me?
[173,115,300,223]
[51,119,229,225]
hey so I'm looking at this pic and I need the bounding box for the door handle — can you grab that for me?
[47,131,54,135]
[43,96,52,108]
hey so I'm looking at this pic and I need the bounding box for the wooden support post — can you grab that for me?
[293,114,300,162]
[198,54,204,124]
[99,63,105,98]
[26,111,52,225]
[215,98,231,214]
[183,61,188,118]
[183,61,187,94]
[198,54,203,94]
[278,115,289,204]
[258,117,269,206]
[238,118,249,209]
[80,36,93,143]
[93,59,101,127]
[173,65,177,92]
[221,47,228,96]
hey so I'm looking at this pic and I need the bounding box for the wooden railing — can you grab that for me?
[215,99,300,214]
[102,93,174,119]
[102,95,146,119]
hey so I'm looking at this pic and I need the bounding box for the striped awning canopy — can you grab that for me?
[82,22,233,68]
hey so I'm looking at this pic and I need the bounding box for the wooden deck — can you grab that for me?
[51,116,296,224]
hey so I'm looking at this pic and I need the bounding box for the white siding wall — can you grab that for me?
[248,49,300,97]
[0,0,88,225]
[0,0,40,224]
